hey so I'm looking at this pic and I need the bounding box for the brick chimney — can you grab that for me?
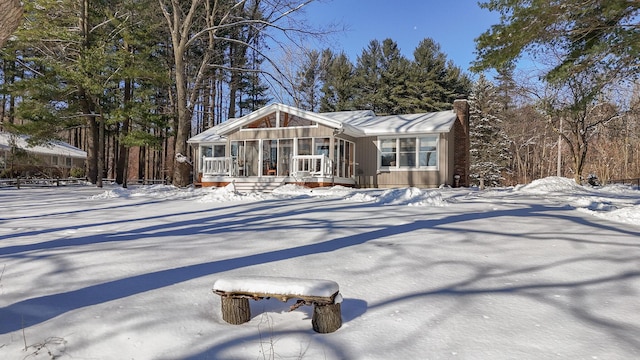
[452,99,470,187]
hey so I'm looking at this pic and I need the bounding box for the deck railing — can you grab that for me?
[202,155,334,178]
[202,156,233,176]
[291,155,333,178]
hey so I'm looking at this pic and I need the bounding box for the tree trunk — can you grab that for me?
[312,303,342,333]
[221,297,251,325]
[116,75,132,185]
[0,0,22,48]
[172,52,192,187]
[97,114,105,188]
[86,114,99,184]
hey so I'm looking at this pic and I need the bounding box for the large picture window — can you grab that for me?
[379,136,438,169]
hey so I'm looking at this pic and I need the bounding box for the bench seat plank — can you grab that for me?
[213,276,339,299]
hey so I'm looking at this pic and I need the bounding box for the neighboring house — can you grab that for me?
[0,132,87,177]
[187,99,470,190]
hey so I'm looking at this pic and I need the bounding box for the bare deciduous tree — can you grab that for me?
[158,0,320,187]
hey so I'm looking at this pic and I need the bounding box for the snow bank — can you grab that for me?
[578,204,640,224]
[514,176,588,194]
[512,176,640,226]
[89,184,202,200]
[376,187,446,206]
[198,183,272,202]
[86,177,638,226]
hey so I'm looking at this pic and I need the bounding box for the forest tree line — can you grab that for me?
[1,0,638,187]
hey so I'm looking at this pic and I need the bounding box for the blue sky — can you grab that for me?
[302,0,501,73]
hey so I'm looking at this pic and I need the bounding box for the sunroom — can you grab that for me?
[188,104,359,189]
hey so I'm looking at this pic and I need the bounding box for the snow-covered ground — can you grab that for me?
[1,177,639,359]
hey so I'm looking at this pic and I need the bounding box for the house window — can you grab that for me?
[231,141,245,176]
[297,138,312,155]
[262,140,278,176]
[213,145,225,157]
[380,139,396,166]
[419,136,437,167]
[65,157,72,167]
[297,138,330,157]
[282,113,314,127]
[278,139,293,176]
[246,114,276,128]
[242,111,316,130]
[399,138,416,167]
[315,138,330,157]
[379,136,438,169]
[200,144,226,172]
[202,145,225,158]
[51,156,59,166]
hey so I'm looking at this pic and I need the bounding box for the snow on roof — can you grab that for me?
[0,132,87,158]
[319,109,376,122]
[186,126,226,144]
[187,105,459,144]
[335,110,458,135]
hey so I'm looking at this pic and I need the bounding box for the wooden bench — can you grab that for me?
[212,276,342,333]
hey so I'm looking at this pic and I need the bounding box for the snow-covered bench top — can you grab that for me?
[213,276,341,304]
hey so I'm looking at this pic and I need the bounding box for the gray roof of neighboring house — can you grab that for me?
[0,132,87,158]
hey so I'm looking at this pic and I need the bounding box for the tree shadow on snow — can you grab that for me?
[1,196,639,346]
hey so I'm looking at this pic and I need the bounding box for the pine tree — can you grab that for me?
[294,49,325,111]
[351,40,383,112]
[319,51,354,112]
[238,46,271,116]
[351,39,410,115]
[469,74,512,187]
[410,38,471,112]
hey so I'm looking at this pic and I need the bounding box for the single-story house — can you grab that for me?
[187,99,470,190]
[0,132,87,177]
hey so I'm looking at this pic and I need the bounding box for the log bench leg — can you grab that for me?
[312,302,342,333]
[221,297,251,324]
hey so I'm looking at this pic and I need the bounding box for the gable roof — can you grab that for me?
[187,104,459,143]
[0,132,87,158]
[211,103,364,137]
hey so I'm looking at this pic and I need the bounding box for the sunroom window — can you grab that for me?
[379,136,438,169]
[202,145,225,157]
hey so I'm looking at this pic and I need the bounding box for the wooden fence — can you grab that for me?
[0,178,88,189]
[606,178,640,187]
[0,178,168,189]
